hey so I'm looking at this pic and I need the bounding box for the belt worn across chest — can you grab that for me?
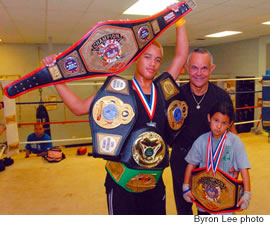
[90,73,189,192]
[89,75,170,169]
[89,75,137,161]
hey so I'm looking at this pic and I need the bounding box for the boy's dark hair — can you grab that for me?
[209,101,235,122]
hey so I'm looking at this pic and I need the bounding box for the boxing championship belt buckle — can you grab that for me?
[105,161,163,193]
[191,167,243,214]
[262,75,270,132]
[89,76,137,160]
[119,127,169,170]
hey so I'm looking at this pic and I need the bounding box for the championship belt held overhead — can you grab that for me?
[4,0,196,98]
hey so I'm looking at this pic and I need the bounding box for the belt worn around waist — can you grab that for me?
[105,161,163,193]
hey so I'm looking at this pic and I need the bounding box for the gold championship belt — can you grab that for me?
[154,72,188,145]
[89,76,137,160]
[191,167,243,214]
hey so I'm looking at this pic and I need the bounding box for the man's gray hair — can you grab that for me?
[186,48,214,66]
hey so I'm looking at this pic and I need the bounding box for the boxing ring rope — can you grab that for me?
[235,105,261,110]
[176,76,262,84]
[18,120,89,126]
[16,101,63,105]
[19,137,92,145]
[234,120,261,125]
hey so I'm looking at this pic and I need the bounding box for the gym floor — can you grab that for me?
[0,131,269,215]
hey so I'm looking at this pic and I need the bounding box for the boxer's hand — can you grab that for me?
[183,184,195,203]
[167,3,186,27]
[167,3,180,12]
[237,191,251,210]
[42,54,57,67]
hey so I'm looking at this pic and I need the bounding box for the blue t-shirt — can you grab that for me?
[25,133,52,154]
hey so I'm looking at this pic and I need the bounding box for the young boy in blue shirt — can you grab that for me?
[183,101,251,214]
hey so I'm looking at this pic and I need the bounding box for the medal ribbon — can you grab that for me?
[132,77,157,120]
[206,130,227,176]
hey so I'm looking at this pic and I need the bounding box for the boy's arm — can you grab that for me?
[184,163,195,184]
[42,55,95,116]
[166,4,189,81]
[183,163,196,202]
[55,83,95,116]
[237,168,251,210]
[240,168,251,192]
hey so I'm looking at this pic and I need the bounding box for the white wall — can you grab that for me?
[207,38,260,76]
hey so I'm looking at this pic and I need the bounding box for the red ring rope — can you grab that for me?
[18,120,89,126]
[235,105,261,110]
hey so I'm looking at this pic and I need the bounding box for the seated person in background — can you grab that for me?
[25,123,52,158]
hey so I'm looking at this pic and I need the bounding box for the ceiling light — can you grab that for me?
[205,31,242,38]
[123,0,178,16]
[262,21,270,25]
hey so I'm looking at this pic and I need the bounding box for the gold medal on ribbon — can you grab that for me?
[92,96,135,129]
[132,131,165,168]
[167,100,188,130]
